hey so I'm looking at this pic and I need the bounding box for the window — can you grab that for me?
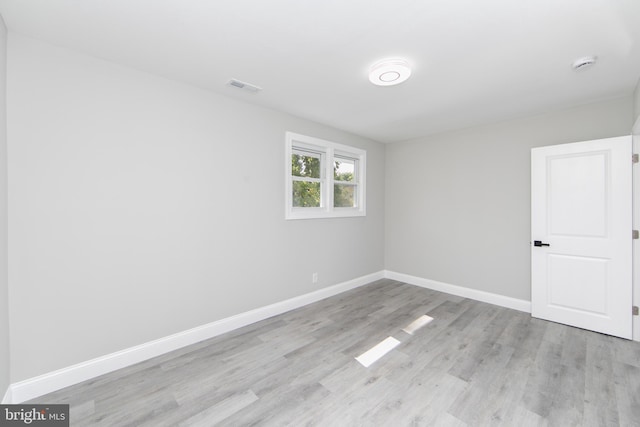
[285,132,366,219]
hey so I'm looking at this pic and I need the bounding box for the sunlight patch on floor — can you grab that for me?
[402,314,434,335]
[355,337,401,367]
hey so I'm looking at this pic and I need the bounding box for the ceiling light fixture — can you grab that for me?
[572,56,597,72]
[369,58,412,86]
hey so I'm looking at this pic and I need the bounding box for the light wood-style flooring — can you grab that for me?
[31,279,640,426]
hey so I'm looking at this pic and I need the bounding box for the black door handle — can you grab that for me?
[533,240,550,247]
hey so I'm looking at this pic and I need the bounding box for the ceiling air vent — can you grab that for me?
[227,78,262,93]
[572,56,597,72]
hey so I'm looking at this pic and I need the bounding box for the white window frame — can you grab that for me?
[285,132,366,220]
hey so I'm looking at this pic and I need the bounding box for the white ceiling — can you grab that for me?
[1,0,639,143]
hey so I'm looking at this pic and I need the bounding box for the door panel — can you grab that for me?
[531,136,632,339]
[547,254,608,315]
[548,152,607,237]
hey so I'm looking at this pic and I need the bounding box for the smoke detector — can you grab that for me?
[572,56,597,72]
[368,58,412,86]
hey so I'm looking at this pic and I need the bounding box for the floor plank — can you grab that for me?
[29,279,640,426]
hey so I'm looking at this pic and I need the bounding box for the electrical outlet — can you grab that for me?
[312,272,318,283]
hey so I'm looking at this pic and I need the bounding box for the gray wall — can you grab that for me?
[385,97,633,301]
[7,34,385,382]
[0,15,10,398]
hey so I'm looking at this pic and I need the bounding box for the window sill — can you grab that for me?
[285,208,366,220]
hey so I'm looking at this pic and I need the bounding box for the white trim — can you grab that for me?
[384,270,531,313]
[6,270,535,402]
[2,386,12,404]
[633,115,640,135]
[7,271,384,403]
[633,132,640,342]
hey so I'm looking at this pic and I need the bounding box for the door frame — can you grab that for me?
[633,121,640,341]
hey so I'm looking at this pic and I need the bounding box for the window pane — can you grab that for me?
[293,181,321,207]
[334,184,356,207]
[334,158,355,182]
[292,153,321,178]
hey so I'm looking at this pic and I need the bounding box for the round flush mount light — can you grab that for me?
[369,58,412,86]
[572,56,597,72]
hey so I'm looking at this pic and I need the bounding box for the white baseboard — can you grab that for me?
[7,270,531,402]
[384,270,531,313]
[2,386,11,404]
[8,271,385,404]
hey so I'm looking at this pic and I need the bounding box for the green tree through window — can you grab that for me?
[286,131,366,219]
[334,159,356,207]
[292,153,321,207]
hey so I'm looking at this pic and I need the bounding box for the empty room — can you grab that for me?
[0,0,640,425]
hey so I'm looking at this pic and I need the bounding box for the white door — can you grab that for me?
[531,136,632,339]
